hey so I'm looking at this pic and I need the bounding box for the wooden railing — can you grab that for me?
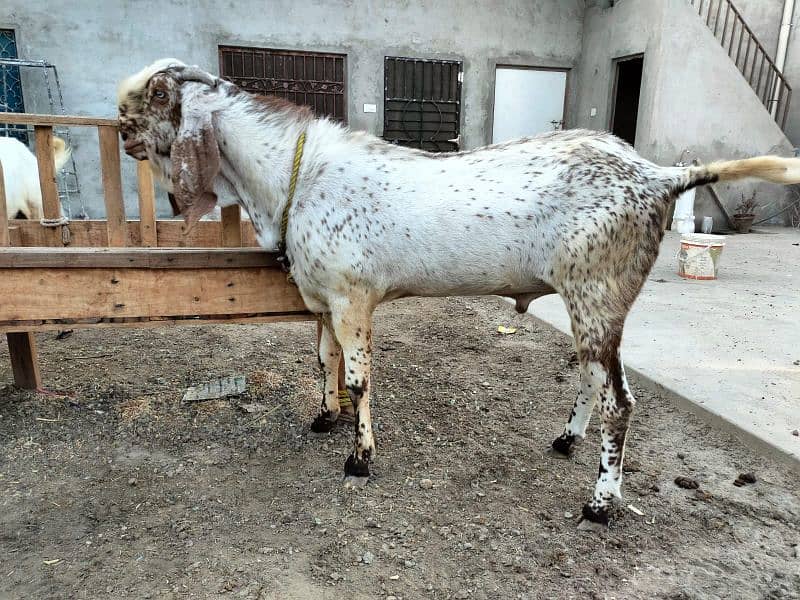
[0,113,310,389]
[688,0,792,130]
[0,112,251,248]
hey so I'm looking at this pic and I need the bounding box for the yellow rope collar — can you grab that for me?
[277,130,307,274]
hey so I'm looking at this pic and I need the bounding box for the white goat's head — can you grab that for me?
[117,59,222,224]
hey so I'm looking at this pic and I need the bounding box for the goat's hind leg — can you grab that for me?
[559,293,637,525]
[310,317,343,433]
[551,358,598,457]
[582,351,635,525]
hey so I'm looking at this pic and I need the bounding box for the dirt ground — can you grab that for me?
[1,296,799,600]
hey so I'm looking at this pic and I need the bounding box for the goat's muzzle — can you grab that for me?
[123,138,148,161]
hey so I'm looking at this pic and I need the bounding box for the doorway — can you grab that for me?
[491,66,567,144]
[610,54,644,146]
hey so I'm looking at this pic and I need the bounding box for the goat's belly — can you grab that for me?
[381,247,551,299]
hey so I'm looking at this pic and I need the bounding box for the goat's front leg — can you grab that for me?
[310,317,343,433]
[330,302,375,485]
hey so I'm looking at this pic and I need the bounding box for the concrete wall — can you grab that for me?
[576,0,795,227]
[2,0,583,218]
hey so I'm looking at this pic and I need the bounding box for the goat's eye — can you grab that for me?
[153,90,167,100]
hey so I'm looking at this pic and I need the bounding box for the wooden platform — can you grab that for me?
[0,248,310,333]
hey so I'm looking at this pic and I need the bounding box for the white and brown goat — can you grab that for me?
[117,59,800,525]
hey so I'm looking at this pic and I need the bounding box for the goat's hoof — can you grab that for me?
[549,433,577,458]
[343,475,370,489]
[344,453,370,478]
[310,413,338,433]
[577,517,608,533]
[580,503,610,527]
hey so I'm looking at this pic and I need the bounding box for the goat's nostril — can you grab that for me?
[120,132,128,141]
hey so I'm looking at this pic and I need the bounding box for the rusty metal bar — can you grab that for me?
[721,2,731,49]
[743,32,752,84]
[755,52,767,99]
[782,88,792,129]
[713,0,723,35]
[735,19,745,67]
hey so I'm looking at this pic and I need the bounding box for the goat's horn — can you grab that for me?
[170,65,218,88]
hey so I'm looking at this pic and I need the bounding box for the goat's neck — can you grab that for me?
[214,103,310,245]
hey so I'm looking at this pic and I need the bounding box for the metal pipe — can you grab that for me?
[771,0,796,118]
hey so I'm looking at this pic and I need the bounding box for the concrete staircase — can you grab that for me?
[687,0,792,131]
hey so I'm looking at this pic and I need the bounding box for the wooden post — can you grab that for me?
[98,125,127,247]
[221,205,242,247]
[34,126,62,220]
[1,159,41,389]
[7,333,41,390]
[137,160,157,247]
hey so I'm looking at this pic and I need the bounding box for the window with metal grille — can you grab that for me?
[219,45,347,123]
[0,29,28,143]
[383,57,462,152]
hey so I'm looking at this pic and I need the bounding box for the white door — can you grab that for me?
[491,67,567,144]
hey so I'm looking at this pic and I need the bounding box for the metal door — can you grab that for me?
[384,57,462,152]
[491,67,567,144]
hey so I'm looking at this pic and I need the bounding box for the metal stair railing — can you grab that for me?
[688,0,792,130]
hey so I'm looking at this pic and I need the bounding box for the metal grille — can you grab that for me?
[0,29,28,144]
[384,57,462,152]
[219,46,347,123]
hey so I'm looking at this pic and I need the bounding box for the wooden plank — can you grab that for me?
[0,247,281,269]
[0,266,308,321]
[8,219,260,248]
[137,161,158,247]
[6,332,41,389]
[221,204,242,247]
[156,219,259,248]
[34,126,62,220]
[0,113,118,127]
[1,160,41,389]
[0,313,313,334]
[0,161,8,247]
[98,125,127,247]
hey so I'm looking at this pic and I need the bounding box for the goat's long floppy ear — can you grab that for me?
[171,108,220,232]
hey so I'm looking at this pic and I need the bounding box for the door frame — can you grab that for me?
[488,63,571,145]
[608,53,645,142]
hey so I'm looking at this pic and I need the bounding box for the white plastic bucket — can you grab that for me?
[677,233,726,280]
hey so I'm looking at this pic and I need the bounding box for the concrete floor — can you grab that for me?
[527,227,800,467]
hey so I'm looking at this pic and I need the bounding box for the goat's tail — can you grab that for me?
[677,156,800,194]
[52,136,71,172]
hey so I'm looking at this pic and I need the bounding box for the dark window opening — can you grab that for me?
[0,29,28,144]
[610,54,643,147]
[219,45,347,123]
[384,56,462,152]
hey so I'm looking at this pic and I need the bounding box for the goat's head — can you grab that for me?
[117,59,222,226]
